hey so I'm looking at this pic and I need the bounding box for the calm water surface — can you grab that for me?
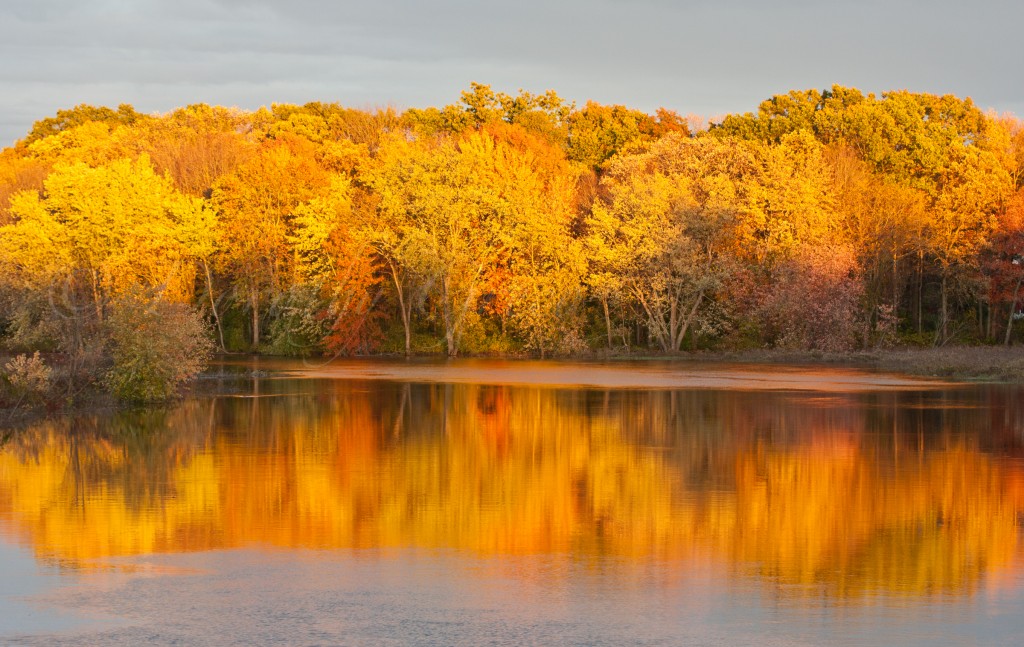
[2,359,1024,645]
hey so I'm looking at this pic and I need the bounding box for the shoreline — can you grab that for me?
[678,346,1024,382]
[4,345,1024,425]
[218,344,1024,383]
[387,345,1024,382]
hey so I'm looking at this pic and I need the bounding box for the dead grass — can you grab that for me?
[873,346,1024,382]
[673,345,1024,382]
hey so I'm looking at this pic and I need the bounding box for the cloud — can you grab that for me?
[2,0,1022,145]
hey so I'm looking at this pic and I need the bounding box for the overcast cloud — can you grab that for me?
[1,0,1021,145]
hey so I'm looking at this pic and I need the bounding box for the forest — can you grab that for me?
[1,83,1023,400]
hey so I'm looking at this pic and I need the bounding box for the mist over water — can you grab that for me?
[1,360,1023,645]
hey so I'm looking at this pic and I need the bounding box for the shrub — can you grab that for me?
[104,294,213,402]
[266,285,329,356]
[3,351,53,405]
[873,303,901,349]
[758,245,865,352]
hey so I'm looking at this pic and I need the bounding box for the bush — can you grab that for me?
[757,245,865,352]
[0,290,62,353]
[2,351,53,405]
[104,294,213,402]
[266,285,329,356]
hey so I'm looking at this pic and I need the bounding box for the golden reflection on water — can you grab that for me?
[1,378,1023,602]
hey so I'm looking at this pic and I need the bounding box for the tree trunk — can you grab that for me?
[936,271,948,346]
[204,260,226,351]
[1005,273,1024,346]
[632,287,670,352]
[668,292,679,351]
[404,310,412,357]
[892,253,899,315]
[91,268,104,324]
[602,296,613,349]
[389,262,411,357]
[674,291,704,352]
[442,277,457,357]
[250,286,260,352]
[917,251,923,335]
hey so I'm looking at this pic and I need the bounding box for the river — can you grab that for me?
[1,358,1023,645]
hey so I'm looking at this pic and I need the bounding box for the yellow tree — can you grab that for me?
[370,129,577,356]
[370,132,509,355]
[746,130,836,263]
[403,82,572,149]
[483,123,585,356]
[3,157,201,307]
[591,135,752,351]
[929,145,1012,343]
[21,103,143,146]
[828,144,930,336]
[0,156,211,364]
[364,134,442,355]
[584,205,630,349]
[138,104,255,197]
[567,101,688,170]
[23,119,142,170]
[211,135,332,350]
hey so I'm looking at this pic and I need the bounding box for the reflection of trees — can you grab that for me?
[0,401,218,562]
[1,382,1023,600]
[728,445,1020,598]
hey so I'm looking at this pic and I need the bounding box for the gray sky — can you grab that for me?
[2,0,1022,146]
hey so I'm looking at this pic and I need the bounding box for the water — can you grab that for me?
[1,359,1023,645]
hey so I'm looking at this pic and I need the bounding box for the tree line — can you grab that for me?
[1,83,1023,397]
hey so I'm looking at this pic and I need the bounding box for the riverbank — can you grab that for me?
[665,345,1024,382]
[4,345,1024,425]
[285,358,947,391]
[350,344,1024,383]
[224,344,1024,385]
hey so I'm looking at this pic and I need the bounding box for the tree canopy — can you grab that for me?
[2,84,1022,371]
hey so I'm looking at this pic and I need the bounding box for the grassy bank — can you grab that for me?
[295,344,1024,383]
[660,346,1024,382]
[872,346,1024,382]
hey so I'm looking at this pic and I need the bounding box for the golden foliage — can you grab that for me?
[2,85,1023,355]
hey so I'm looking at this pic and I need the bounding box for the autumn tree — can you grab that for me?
[756,245,866,351]
[139,104,255,197]
[285,178,382,355]
[741,130,836,264]
[369,126,583,356]
[483,124,586,355]
[2,156,205,312]
[211,135,333,350]
[567,101,688,170]
[369,132,519,355]
[0,155,214,396]
[22,103,144,146]
[590,135,749,351]
[982,188,1024,344]
[405,83,572,148]
[828,145,929,337]
[715,86,1015,343]
[0,148,48,225]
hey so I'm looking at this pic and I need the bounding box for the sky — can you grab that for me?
[1,0,1022,146]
